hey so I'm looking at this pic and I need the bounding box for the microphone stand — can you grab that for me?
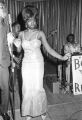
[11,47,15,120]
[8,14,15,120]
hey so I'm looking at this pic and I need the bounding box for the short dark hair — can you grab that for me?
[22,7,34,22]
[66,33,75,43]
[22,5,38,22]
[12,21,20,27]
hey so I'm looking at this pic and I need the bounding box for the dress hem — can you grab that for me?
[21,111,47,118]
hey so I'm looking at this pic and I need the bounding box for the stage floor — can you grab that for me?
[8,83,82,120]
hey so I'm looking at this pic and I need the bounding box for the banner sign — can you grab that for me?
[72,54,82,95]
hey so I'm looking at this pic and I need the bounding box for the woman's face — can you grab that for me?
[26,17,36,29]
[22,13,30,22]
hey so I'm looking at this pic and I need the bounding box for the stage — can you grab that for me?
[7,82,82,120]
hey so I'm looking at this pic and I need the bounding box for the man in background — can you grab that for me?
[64,33,80,93]
[9,21,23,112]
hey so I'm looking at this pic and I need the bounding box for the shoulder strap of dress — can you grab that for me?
[28,31,38,41]
[35,31,39,39]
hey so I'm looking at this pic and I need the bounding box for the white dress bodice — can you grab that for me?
[22,35,44,63]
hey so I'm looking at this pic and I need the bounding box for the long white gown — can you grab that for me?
[21,31,47,117]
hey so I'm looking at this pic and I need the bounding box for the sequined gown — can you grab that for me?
[21,31,47,117]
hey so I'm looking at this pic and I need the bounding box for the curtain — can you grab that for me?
[4,0,82,53]
[16,0,45,2]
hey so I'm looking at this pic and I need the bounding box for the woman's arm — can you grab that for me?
[38,31,67,61]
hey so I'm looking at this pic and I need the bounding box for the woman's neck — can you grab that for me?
[27,28,37,32]
[28,28,34,30]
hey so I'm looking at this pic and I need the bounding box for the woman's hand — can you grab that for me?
[65,53,71,60]
[62,55,69,61]
[62,53,71,61]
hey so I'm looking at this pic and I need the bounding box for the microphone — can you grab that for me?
[8,14,12,32]
[7,14,14,56]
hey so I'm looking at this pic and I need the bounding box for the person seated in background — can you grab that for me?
[64,33,81,93]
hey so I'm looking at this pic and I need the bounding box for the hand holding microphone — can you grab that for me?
[65,53,71,61]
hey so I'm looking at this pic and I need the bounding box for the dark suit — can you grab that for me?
[0,21,10,114]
